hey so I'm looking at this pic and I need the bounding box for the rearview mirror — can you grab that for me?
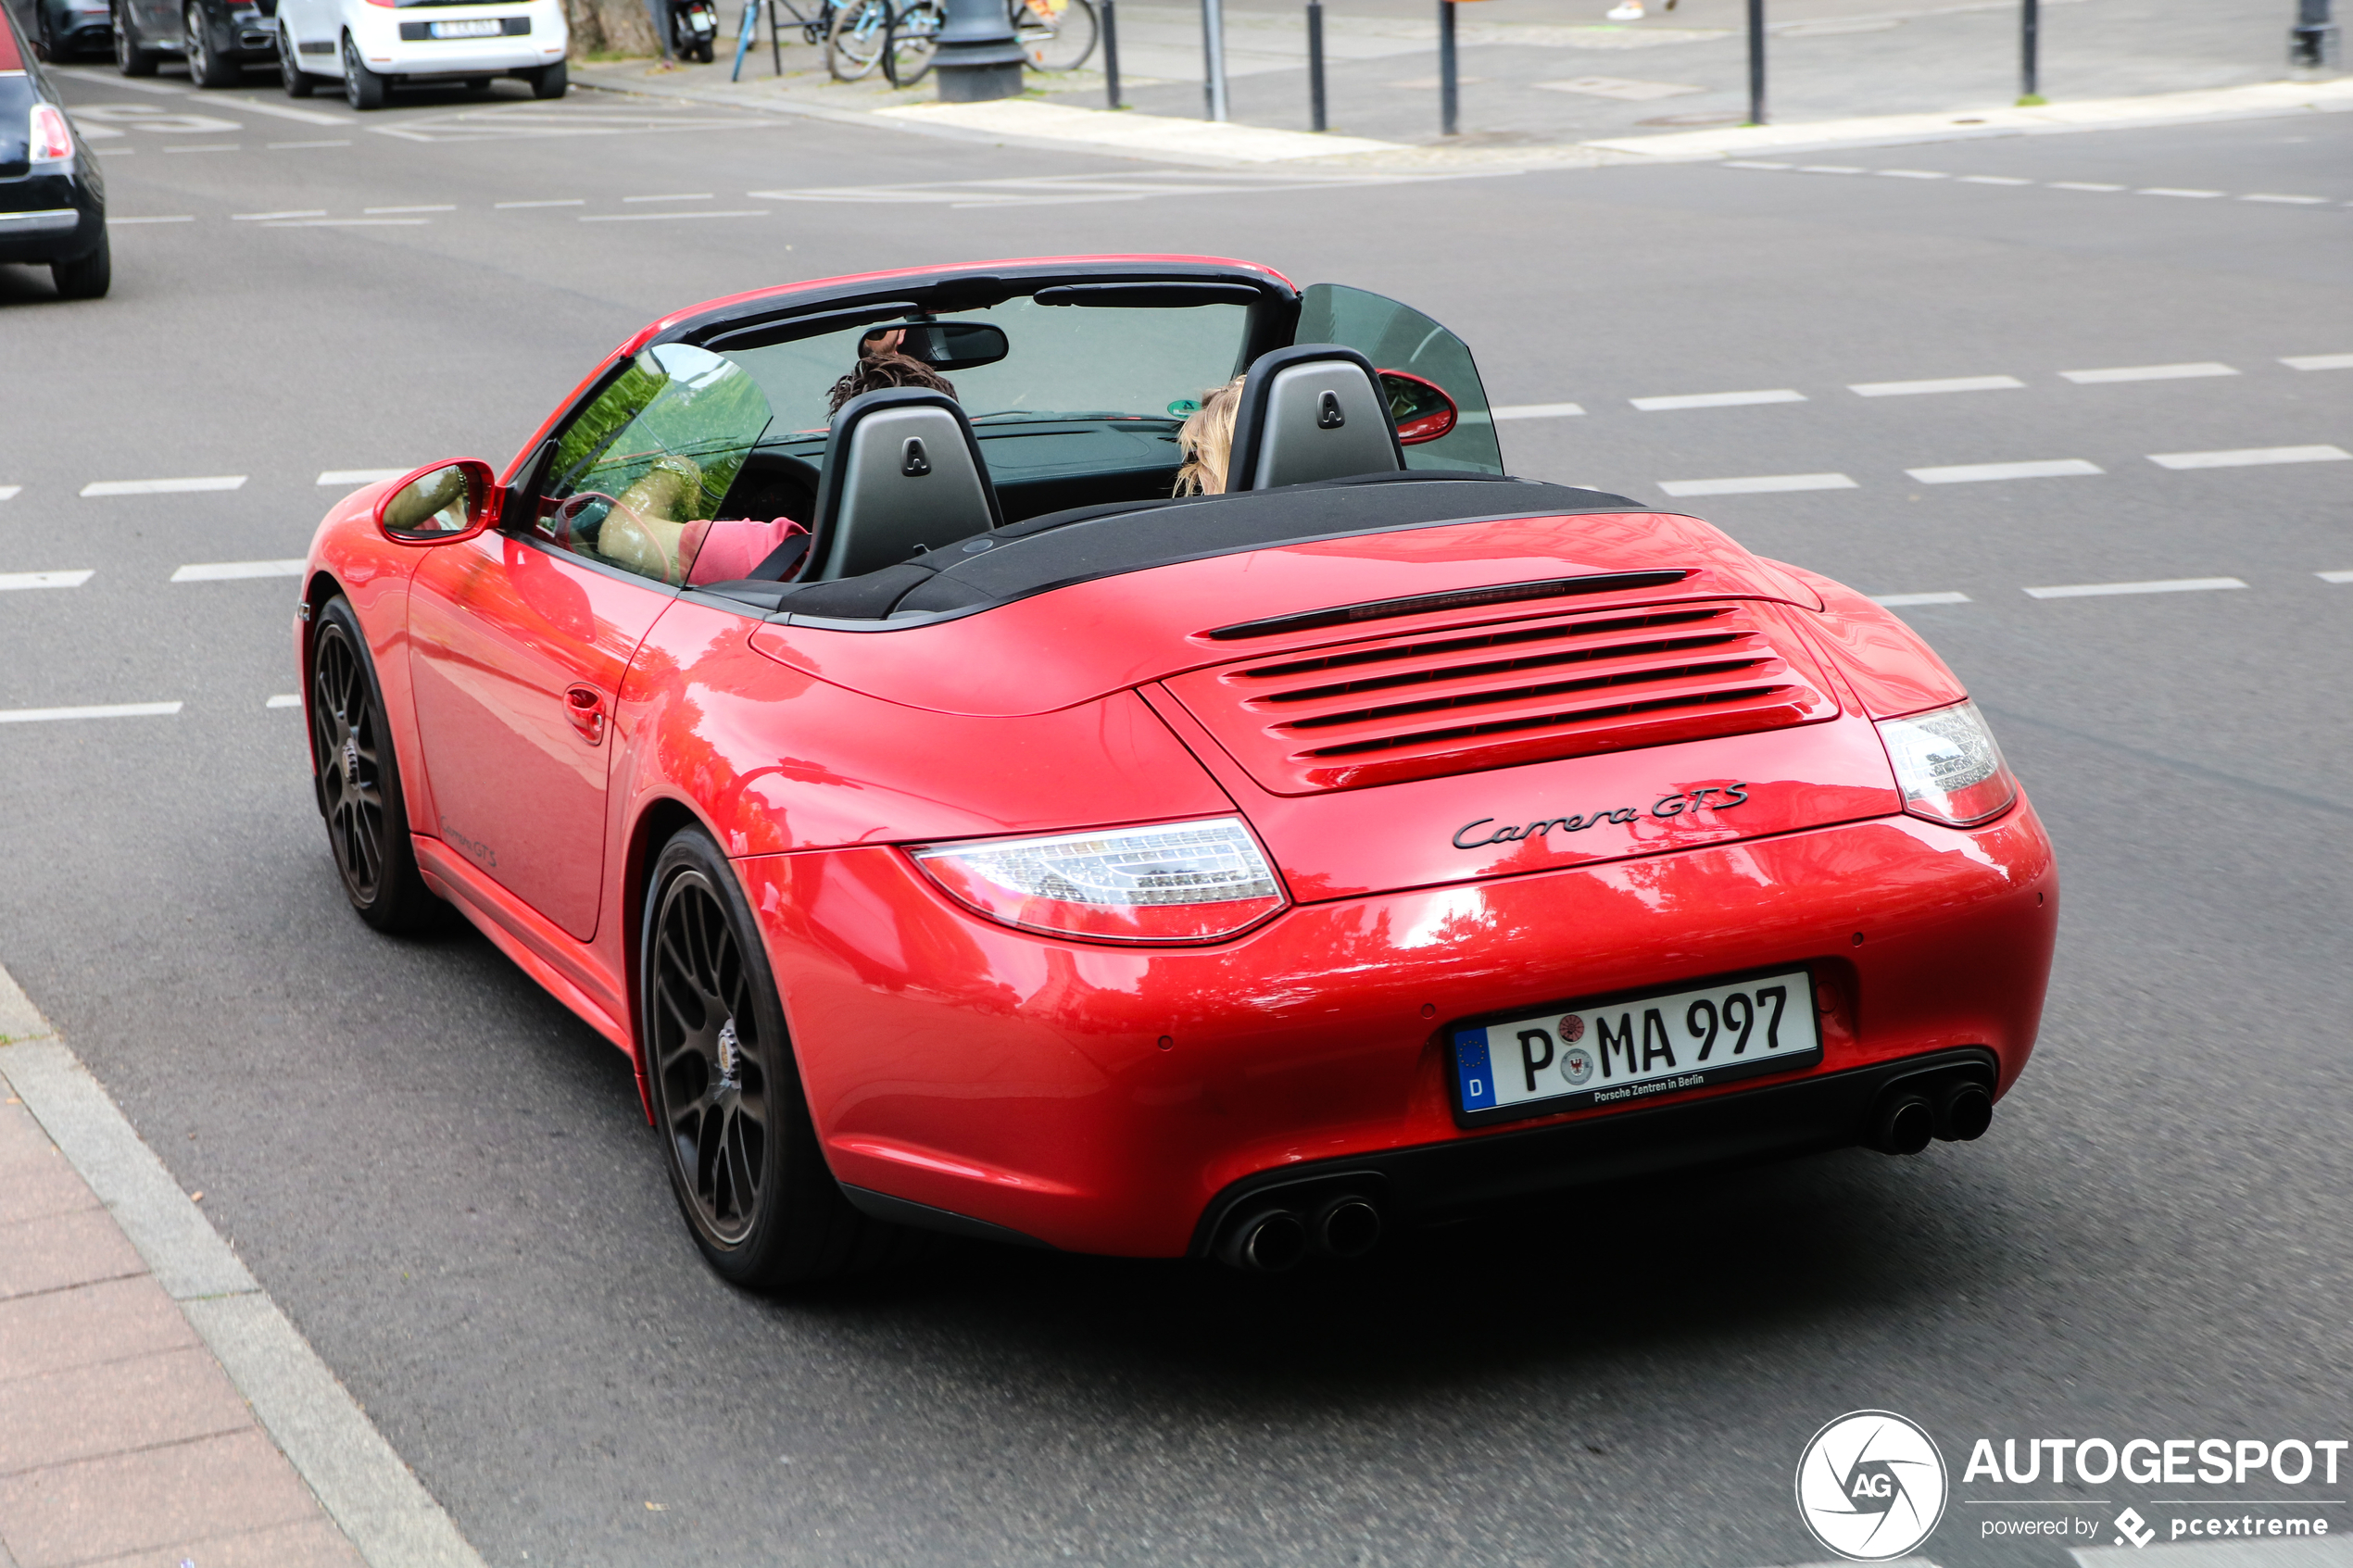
[376,460,497,544]
[868,320,1011,372]
[1379,370,1458,445]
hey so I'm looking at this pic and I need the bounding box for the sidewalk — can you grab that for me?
[0,970,480,1568]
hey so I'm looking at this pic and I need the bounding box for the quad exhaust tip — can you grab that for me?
[1867,1073,1994,1156]
[1222,1192,1384,1272]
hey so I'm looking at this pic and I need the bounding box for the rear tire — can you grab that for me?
[342,32,387,108]
[279,26,314,94]
[463,74,490,88]
[50,232,111,300]
[527,57,566,98]
[114,4,158,73]
[185,4,240,86]
[309,596,439,933]
[692,36,712,61]
[642,827,920,1289]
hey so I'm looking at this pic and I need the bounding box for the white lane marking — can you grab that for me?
[82,476,246,495]
[1797,164,1865,174]
[1630,389,1806,411]
[47,66,186,94]
[111,215,196,224]
[265,694,303,708]
[2050,181,2125,191]
[171,559,308,583]
[219,95,351,126]
[0,486,19,501]
[1850,375,2024,396]
[2137,186,2225,198]
[1872,591,1970,606]
[319,469,408,485]
[364,204,455,214]
[263,218,430,227]
[2283,354,2353,370]
[0,701,184,723]
[1492,403,1586,420]
[1723,159,1792,169]
[2318,571,2353,583]
[578,209,768,222]
[164,144,240,154]
[2024,576,2247,599]
[2059,361,2237,383]
[1875,169,1947,179]
[2147,445,2351,470]
[268,140,350,149]
[0,571,94,591]
[1658,472,1856,496]
[623,192,715,202]
[1906,458,2103,483]
[1958,174,2032,185]
[233,209,327,220]
[2243,193,2327,204]
[495,198,585,207]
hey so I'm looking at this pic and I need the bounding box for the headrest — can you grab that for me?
[1227,345,1403,492]
[808,388,1002,581]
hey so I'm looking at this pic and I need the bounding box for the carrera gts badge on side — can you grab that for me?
[1453,784,1751,850]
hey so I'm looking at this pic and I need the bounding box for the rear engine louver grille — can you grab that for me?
[1163,601,1842,794]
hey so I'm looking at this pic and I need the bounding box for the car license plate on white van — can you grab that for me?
[1450,967,1821,1126]
[428,19,502,37]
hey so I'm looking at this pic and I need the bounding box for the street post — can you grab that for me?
[1439,0,1458,135]
[1307,0,1327,131]
[2290,0,2336,64]
[2019,0,2043,103]
[1102,0,1122,106]
[1745,0,1764,123]
[934,0,1026,99]
[1202,0,1230,119]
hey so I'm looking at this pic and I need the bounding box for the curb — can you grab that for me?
[0,966,485,1568]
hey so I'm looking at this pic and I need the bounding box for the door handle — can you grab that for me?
[563,684,608,746]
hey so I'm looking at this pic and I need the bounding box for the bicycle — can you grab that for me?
[1011,0,1095,71]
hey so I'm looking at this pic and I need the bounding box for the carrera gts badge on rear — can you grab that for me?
[1452,784,1751,850]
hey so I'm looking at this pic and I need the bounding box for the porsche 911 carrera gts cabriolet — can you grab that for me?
[297,255,2057,1287]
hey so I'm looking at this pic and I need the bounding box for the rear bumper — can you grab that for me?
[743,801,2058,1257]
[0,179,104,266]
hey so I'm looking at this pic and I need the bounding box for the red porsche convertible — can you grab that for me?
[298,255,2057,1286]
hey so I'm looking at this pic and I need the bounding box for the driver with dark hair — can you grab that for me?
[826,327,958,417]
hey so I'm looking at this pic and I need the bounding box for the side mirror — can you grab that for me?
[1378,370,1458,445]
[376,459,497,544]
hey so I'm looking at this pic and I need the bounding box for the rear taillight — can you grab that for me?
[29,105,74,163]
[912,817,1289,944]
[1875,700,2019,827]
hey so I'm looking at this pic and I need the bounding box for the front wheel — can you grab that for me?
[278,25,314,94]
[642,828,916,1288]
[114,5,158,73]
[1011,0,1093,70]
[342,32,387,108]
[309,597,438,932]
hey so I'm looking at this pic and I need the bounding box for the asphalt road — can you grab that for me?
[2,69,2349,1568]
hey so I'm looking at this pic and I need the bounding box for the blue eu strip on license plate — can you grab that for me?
[1451,966,1821,1124]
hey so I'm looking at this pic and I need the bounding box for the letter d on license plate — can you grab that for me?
[1450,966,1821,1126]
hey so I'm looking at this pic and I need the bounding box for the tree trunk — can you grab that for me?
[566,0,661,56]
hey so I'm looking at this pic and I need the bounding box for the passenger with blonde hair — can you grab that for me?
[1173,373,1247,496]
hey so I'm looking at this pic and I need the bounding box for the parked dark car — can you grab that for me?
[1,0,107,297]
[111,0,274,85]
[22,0,114,60]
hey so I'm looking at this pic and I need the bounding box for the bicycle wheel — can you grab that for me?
[827,0,890,77]
[885,0,941,84]
[1010,0,1094,69]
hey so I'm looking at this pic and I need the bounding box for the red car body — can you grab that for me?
[298,256,2057,1268]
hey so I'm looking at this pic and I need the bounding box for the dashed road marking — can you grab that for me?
[1659,472,1856,496]
[0,571,94,592]
[319,469,407,485]
[2050,181,2124,191]
[111,215,195,224]
[1875,169,1946,179]
[2060,361,2238,383]
[164,144,240,154]
[1631,389,1806,411]
[268,140,350,149]
[1797,164,1866,174]
[579,209,768,222]
[264,218,431,227]
[623,192,715,202]
[1720,161,2345,208]
[2146,445,2350,470]
[2283,354,2353,370]
[0,486,18,501]
[233,209,326,221]
[1906,458,2103,483]
[364,204,455,214]
[1958,174,2032,185]
[1872,591,1970,607]
[2319,571,2353,584]
[0,702,183,724]
[2024,576,2247,599]
[82,476,246,496]
[1493,403,1587,420]
[1850,375,2023,397]
[2137,186,2225,198]
[265,694,302,709]
[2244,193,2329,204]
[495,198,584,207]
[170,559,307,583]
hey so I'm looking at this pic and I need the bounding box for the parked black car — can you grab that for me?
[1,0,107,296]
[22,0,114,60]
[112,0,274,85]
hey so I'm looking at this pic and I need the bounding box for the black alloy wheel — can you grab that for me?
[309,597,436,932]
[115,4,157,73]
[185,4,237,86]
[279,24,312,94]
[642,828,917,1288]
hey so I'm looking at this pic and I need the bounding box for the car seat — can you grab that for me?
[1225,345,1403,493]
[802,388,1002,582]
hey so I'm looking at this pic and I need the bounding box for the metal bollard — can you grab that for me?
[1307,0,1326,131]
[1745,0,1765,124]
[2019,0,2043,103]
[1438,0,1457,135]
[1202,0,1229,120]
[1103,0,1122,106]
[2290,0,2337,65]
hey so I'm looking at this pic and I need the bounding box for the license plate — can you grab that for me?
[1451,966,1821,1125]
[428,19,501,37]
